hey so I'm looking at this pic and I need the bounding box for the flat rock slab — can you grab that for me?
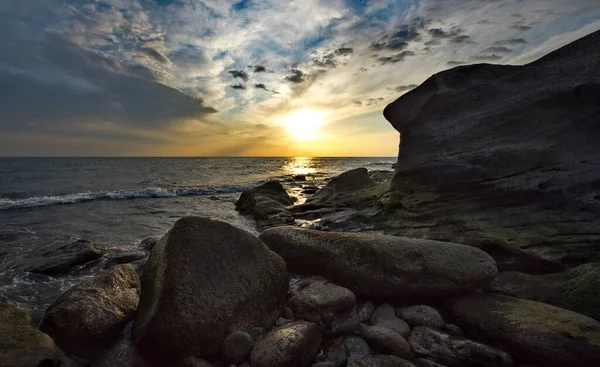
[25,239,106,275]
[260,227,497,300]
[447,293,600,367]
[41,264,140,356]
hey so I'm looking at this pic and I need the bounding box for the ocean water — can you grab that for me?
[0,157,395,319]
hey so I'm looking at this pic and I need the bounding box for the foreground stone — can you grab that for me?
[1,300,73,367]
[408,326,514,367]
[486,262,600,320]
[397,305,445,330]
[345,335,371,364]
[260,227,497,300]
[288,276,358,333]
[26,239,106,275]
[235,181,295,228]
[221,331,254,365]
[307,168,378,207]
[382,30,600,272]
[250,321,322,367]
[41,264,140,356]
[348,355,416,367]
[132,217,288,365]
[371,304,410,338]
[359,324,411,359]
[447,294,600,367]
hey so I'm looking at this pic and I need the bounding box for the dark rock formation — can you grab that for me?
[345,335,371,364]
[358,324,411,359]
[408,326,514,367]
[371,304,410,338]
[447,293,600,367]
[397,305,445,330]
[260,226,497,300]
[250,321,322,367]
[288,276,358,334]
[486,262,600,320]
[348,355,416,367]
[132,217,288,365]
[221,331,254,365]
[307,168,379,208]
[41,264,140,357]
[382,30,600,272]
[0,300,73,367]
[25,239,106,275]
[235,181,295,228]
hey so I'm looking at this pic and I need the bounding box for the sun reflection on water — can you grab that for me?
[283,157,317,176]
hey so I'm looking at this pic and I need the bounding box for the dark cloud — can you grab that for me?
[139,48,170,64]
[451,35,474,44]
[482,46,512,53]
[512,25,533,31]
[231,84,247,90]
[447,60,466,65]
[477,19,493,25]
[335,47,354,56]
[494,38,527,45]
[253,65,267,73]
[285,69,304,83]
[312,47,354,69]
[392,84,418,92]
[254,84,268,90]
[365,97,385,106]
[353,100,362,106]
[370,23,422,51]
[471,54,502,62]
[228,70,249,81]
[378,51,415,65]
[427,27,474,44]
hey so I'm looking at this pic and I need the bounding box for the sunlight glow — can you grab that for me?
[284,110,325,141]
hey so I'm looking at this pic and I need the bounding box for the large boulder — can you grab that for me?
[250,321,322,367]
[397,305,445,330]
[41,264,140,356]
[25,239,106,275]
[235,181,295,228]
[382,30,600,272]
[447,293,600,367]
[260,227,497,300]
[287,276,358,334]
[486,262,600,320]
[408,327,514,367]
[131,217,289,365]
[348,355,416,367]
[1,300,73,367]
[371,304,410,338]
[358,324,411,359]
[307,168,378,207]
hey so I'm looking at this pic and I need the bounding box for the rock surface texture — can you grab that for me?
[41,264,140,356]
[347,355,416,367]
[383,30,600,272]
[250,321,322,367]
[25,239,106,275]
[260,226,497,300]
[132,217,288,365]
[447,293,600,367]
[235,181,295,228]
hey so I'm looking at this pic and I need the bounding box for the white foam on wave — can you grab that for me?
[0,185,249,210]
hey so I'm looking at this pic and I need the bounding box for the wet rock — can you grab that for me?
[397,306,445,330]
[486,263,600,321]
[235,181,295,228]
[442,325,463,338]
[260,227,497,300]
[345,335,370,364]
[357,302,375,323]
[140,236,160,252]
[275,317,292,326]
[222,331,254,365]
[307,168,380,208]
[369,170,394,183]
[250,321,322,367]
[447,293,600,367]
[371,304,410,338]
[25,239,106,275]
[288,276,358,334]
[325,340,349,367]
[348,355,416,367]
[41,264,140,356]
[132,217,288,365]
[359,324,411,359]
[408,326,514,367]
[103,248,147,268]
[0,300,74,367]
[172,357,213,367]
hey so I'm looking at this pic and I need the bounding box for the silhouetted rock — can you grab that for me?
[132,217,288,365]
[260,227,497,300]
[382,30,600,272]
[359,324,411,359]
[397,305,445,330]
[235,181,295,228]
[307,168,379,208]
[25,239,106,275]
[250,321,322,367]
[371,304,410,338]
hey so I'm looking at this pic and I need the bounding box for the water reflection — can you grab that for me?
[283,157,317,176]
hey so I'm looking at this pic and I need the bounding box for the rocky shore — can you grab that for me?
[2,30,600,367]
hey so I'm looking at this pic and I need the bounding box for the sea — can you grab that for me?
[0,157,395,320]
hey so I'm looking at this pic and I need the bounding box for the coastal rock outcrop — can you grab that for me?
[408,326,514,367]
[260,226,497,300]
[486,262,600,320]
[25,239,107,275]
[382,30,600,272]
[307,168,379,208]
[1,300,73,367]
[235,181,295,228]
[447,293,600,367]
[132,217,288,365]
[250,321,322,367]
[287,276,358,334]
[40,264,140,356]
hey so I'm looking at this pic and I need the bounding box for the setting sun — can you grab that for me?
[284,110,325,141]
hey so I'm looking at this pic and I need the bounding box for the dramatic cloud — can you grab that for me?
[255,84,268,91]
[228,70,249,82]
[378,51,415,65]
[231,84,247,90]
[139,48,171,64]
[447,60,466,65]
[285,69,305,83]
[482,46,513,53]
[471,54,503,62]
[253,65,267,73]
[495,38,528,45]
[392,84,418,92]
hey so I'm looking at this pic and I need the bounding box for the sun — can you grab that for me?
[284,110,324,141]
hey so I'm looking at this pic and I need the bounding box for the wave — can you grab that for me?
[0,185,249,210]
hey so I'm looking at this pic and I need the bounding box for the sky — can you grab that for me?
[0,0,599,157]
